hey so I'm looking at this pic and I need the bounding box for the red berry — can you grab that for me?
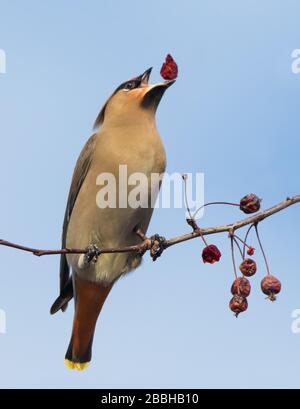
[240,194,261,214]
[239,258,257,277]
[231,277,251,297]
[160,54,178,80]
[229,295,248,317]
[261,275,281,301]
[247,247,255,256]
[202,244,221,264]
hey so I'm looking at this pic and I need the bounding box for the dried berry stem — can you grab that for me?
[255,224,271,275]
[192,201,240,220]
[234,234,253,259]
[242,224,255,258]
[234,234,251,248]
[182,174,193,221]
[199,233,209,247]
[231,236,238,278]
[182,176,209,246]
[233,237,244,259]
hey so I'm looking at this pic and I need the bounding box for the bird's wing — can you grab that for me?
[57,133,97,312]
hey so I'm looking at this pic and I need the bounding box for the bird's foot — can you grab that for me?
[135,228,166,261]
[84,244,101,265]
[149,234,166,261]
[134,228,166,261]
[134,227,150,256]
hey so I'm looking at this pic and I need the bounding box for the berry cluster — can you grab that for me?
[183,186,282,318]
[228,223,281,317]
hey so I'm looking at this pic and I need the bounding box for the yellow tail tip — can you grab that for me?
[64,359,89,371]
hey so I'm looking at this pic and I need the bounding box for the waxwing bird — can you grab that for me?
[50,67,175,370]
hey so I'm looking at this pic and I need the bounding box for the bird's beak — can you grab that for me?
[141,76,175,110]
[154,79,176,89]
[140,66,176,89]
[141,67,153,85]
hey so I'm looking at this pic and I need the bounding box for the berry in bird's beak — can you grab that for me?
[240,194,261,214]
[261,275,281,301]
[160,54,178,80]
[239,259,257,277]
[202,244,221,264]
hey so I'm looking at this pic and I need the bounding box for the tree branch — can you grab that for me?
[166,195,300,247]
[0,195,299,259]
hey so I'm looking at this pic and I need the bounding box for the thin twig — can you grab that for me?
[0,195,299,258]
[233,237,244,259]
[167,195,300,248]
[242,224,255,259]
[230,236,238,278]
[255,224,271,275]
[192,201,240,220]
[182,174,193,220]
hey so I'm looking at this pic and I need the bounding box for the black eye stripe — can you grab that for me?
[124,81,134,89]
[113,78,141,95]
[123,80,140,90]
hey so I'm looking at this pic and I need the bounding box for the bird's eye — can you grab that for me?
[124,81,136,91]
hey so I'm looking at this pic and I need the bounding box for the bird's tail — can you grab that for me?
[64,275,112,371]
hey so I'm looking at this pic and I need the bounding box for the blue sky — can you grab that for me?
[0,0,300,388]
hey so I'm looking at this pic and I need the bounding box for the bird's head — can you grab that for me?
[94,67,175,129]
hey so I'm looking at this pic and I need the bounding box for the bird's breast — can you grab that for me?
[66,126,167,282]
[98,125,166,175]
[67,126,166,245]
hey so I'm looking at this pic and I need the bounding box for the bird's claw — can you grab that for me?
[84,244,101,265]
[135,228,166,261]
[150,234,166,261]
